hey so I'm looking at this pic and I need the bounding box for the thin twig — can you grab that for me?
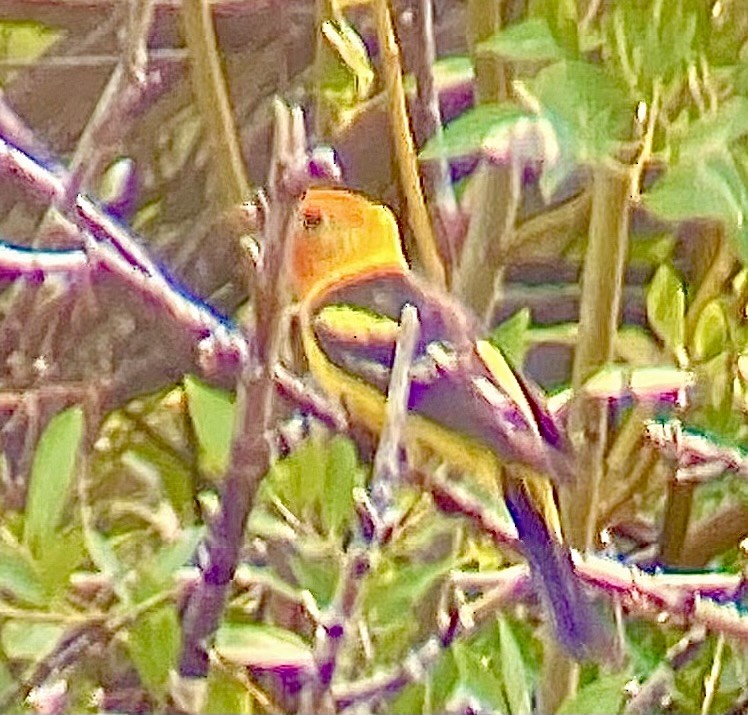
[182,0,250,208]
[177,100,310,679]
[409,0,461,281]
[309,305,420,712]
[372,0,446,289]
[371,303,420,517]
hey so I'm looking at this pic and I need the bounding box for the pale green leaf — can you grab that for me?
[692,299,729,362]
[478,18,567,63]
[420,103,528,161]
[184,375,235,479]
[490,308,531,368]
[215,622,314,670]
[0,21,62,64]
[526,60,631,162]
[204,664,252,714]
[24,407,84,559]
[1,621,64,661]
[498,617,531,715]
[646,264,686,355]
[322,17,373,100]
[322,436,362,535]
[450,641,508,714]
[0,541,45,606]
[679,97,748,162]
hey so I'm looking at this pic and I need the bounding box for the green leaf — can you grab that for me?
[365,557,453,625]
[644,155,748,253]
[24,407,84,559]
[0,21,62,65]
[613,326,661,366]
[679,97,748,162]
[628,233,676,266]
[204,665,252,714]
[184,375,236,479]
[478,18,567,63]
[215,622,314,670]
[526,60,631,163]
[490,308,531,368]
[321,436,362,535]
[289,553,338,607]
[83,527,129,604]
[692,299,729,362]
[557,671,631,714]
[36,527,86,596]
[390,683,426,715]
[450,641,508,714]
[132,526,204,602]
[497,617,531,715]
[646,264,686,355]
[126,604,180,695]
[322,17,373,100]
[1,621,64,661]
[420,103,528,161]
[123,436,194,524]
[0,540,45,606]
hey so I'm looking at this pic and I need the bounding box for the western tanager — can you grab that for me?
[289,187,614,661]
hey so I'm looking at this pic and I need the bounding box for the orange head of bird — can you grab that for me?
[289,188,408,300]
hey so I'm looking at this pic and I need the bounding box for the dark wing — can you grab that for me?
[309,267,572,481]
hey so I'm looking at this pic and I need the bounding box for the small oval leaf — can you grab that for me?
[215,623,314,671]
[692,299,729,362]
[24,407,84,559]
[184,376,236,479]
[646,264,686,355]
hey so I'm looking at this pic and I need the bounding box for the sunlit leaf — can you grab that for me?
[184,375,235,480]
[215,622,314,671]
[36,527,86,596]
[420,103,528,161]
[646,264,686,355]
[24,407,84,560]
[692,299,729,362]
[479,17,567,62]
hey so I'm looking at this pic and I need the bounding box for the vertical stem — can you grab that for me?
[453,0,513,323]
[466,0,508,103]
[410,0,461,283]
[182,0,250,209]
[543,166,629,715]
[661,227,734,565]
[313,0,333,139]
[564,166,631,547]
[372,0,446,289]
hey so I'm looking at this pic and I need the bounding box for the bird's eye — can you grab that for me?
[302,206,323,230]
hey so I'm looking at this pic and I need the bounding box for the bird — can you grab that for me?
[287,186,617,662]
